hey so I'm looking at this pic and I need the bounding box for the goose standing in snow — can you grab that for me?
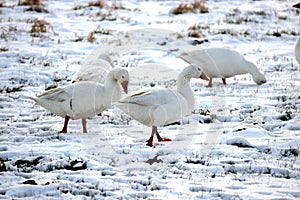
[67,53,114,128]
[30,68,129,133]
[114,65,202,147]
[293,3,300,64]
[180,47,266,87]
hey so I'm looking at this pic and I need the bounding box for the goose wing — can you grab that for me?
[36,87,71,103]
[118,87,174,107]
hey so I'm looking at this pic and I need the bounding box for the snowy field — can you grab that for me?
[0,0,300,199]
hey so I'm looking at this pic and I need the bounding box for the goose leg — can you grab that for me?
[82,118,87,133]
[146,126,156,147]
[222,78,227,85]
[153,126,171,142]
[146,126,172,147]
[59,116,70,133]
[206,78,213,87]
[156,133,172,142]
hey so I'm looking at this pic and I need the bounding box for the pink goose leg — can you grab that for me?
[82,118,87,133]
[59,116,70,133]
[146,126,172,147]
[206,78,213,87]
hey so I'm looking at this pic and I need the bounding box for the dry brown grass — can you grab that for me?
[18,0,48,13]
[74,26,114,43]
[171,0,208,15]
[210,28,250,37]
[87,32,96,42]
[30,18,56,37]
[0,46,9,52]
[74,0,106,10]
[75,32,96,43]
[187,24,210,38]
[1,26,17,41]
[94,26,113,35]
[88,0,106,8]
[18,0,41,6]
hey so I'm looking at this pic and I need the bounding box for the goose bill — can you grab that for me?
[121,81,128,94]
[200,72,209,81]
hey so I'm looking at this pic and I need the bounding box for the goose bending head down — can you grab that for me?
[114,65,202,147]
[30,68,129,133]
[180,47,267,87]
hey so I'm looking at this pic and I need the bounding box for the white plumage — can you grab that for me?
[31,68,129,133]
[180,47,267,87]
[115,65,202,147]
[72,54,114,83]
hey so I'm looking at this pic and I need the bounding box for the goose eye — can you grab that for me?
[122,75,125,79]
[197,68,201,71]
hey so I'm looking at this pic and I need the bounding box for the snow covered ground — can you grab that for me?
[0,0,300,199]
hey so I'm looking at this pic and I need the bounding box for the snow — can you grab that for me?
[0,0,300,199]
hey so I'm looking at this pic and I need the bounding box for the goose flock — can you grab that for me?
[30,3,300,147]
[30,46,265,146]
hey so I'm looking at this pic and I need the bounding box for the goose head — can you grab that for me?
[253,73,267,85]
[247,61,267,85]
[112,68,129,93]
[183,65,203,79]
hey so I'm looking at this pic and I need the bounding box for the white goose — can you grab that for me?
[114,65,202,147]
[180,47,267,87]
[72,54,114,83]
[66,53,114,129]
[30,68,129,133]
[293,3,300,64]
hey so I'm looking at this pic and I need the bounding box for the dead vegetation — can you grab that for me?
[74,0,106,10]
[0,46,9,52]
[170,0,208,15]
[266,28,298,37]
[88,0,106,8]
[75,32,97,43]
[74,26,113,43]
[225,8,270,25]
[87,32,96,42]
[210,28,250,37]
[187,24,210,38]
[74,0,139,11]
[93,25,114,35]
[73,0,139,22]
[18,0,41,6]
[1,26,17,41]
[18,0,48,12]
[30,18,57,37]
[92,9,117,21]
